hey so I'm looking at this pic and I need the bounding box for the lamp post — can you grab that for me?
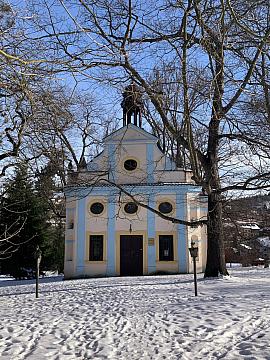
[264,248,269,268]
[35,245,42,298]
[189,241,198,296]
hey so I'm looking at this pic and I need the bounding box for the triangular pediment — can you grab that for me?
[104,124,158,144]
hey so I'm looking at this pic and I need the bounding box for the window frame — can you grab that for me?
[89,235,104,261]
[124,158,138,171]
[124,202,138,215]
[158,201,173,214]
[122,156,140,174]
[90,202,105,215]
[159,235,174,261]
[88,200,106,217]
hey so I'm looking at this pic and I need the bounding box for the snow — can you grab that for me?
[1,268,270,359]
[226,262,242,267]
[257,236,270,248]
[240,243,252,250]
[241,223,260,230]
[0,275,14,281]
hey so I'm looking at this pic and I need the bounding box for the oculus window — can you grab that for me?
[158,202,173,214]
[159,235,174,261]
[89,235,103,261]
[90,202,104,215]
[124,159,137,171]
[124,202,138,214]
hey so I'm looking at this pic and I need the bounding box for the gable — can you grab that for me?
[104,124,158,144]
[84,123,190,184]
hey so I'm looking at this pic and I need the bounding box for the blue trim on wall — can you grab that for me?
[108,144,116,182]
[147,143,154,183]
[147,193,156,274]
[176,193,188,273]
[76,197,86,276]
[107,194,116,275]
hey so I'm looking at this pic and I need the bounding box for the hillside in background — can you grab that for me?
[223,194,270,266]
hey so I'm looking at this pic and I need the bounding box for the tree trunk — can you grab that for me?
[204,191,228,277]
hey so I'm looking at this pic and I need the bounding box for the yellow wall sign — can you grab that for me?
[148,238,155,246]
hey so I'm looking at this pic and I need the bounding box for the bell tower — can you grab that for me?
[121,82,143,127]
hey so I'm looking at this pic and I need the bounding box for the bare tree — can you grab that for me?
[23,85,118,182]
[28,0,270,277]
[0,0,56,177]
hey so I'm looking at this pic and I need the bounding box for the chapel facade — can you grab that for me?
[64,85,207,278]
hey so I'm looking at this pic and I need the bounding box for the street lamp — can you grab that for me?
[264,248,269,268]
[35,245,42,298]
[189,241,198,296]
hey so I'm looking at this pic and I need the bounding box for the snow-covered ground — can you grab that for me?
[258,236,270,247]
[1,268,270,360]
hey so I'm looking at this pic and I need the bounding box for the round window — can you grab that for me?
[124,159,137,171]
[124,202,138,214]
[158,202,173,214]
[90,202,104,215]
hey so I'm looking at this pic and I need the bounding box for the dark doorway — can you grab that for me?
[120,235,143,276]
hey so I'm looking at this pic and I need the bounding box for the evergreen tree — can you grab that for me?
[0,164,49,276]
[35,162,65,272]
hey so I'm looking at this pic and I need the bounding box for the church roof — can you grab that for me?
[104,123,158,144]
[65,181,198,189]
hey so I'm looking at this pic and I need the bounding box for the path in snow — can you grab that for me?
[0,268,270,359]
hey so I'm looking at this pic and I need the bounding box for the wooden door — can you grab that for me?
[120,235,143,276]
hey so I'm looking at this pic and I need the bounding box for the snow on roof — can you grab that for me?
[241,223,260,230]
[65,182,199,189]
[264,201,270,209]
[257,237,270,248]
[240,243,252,250]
